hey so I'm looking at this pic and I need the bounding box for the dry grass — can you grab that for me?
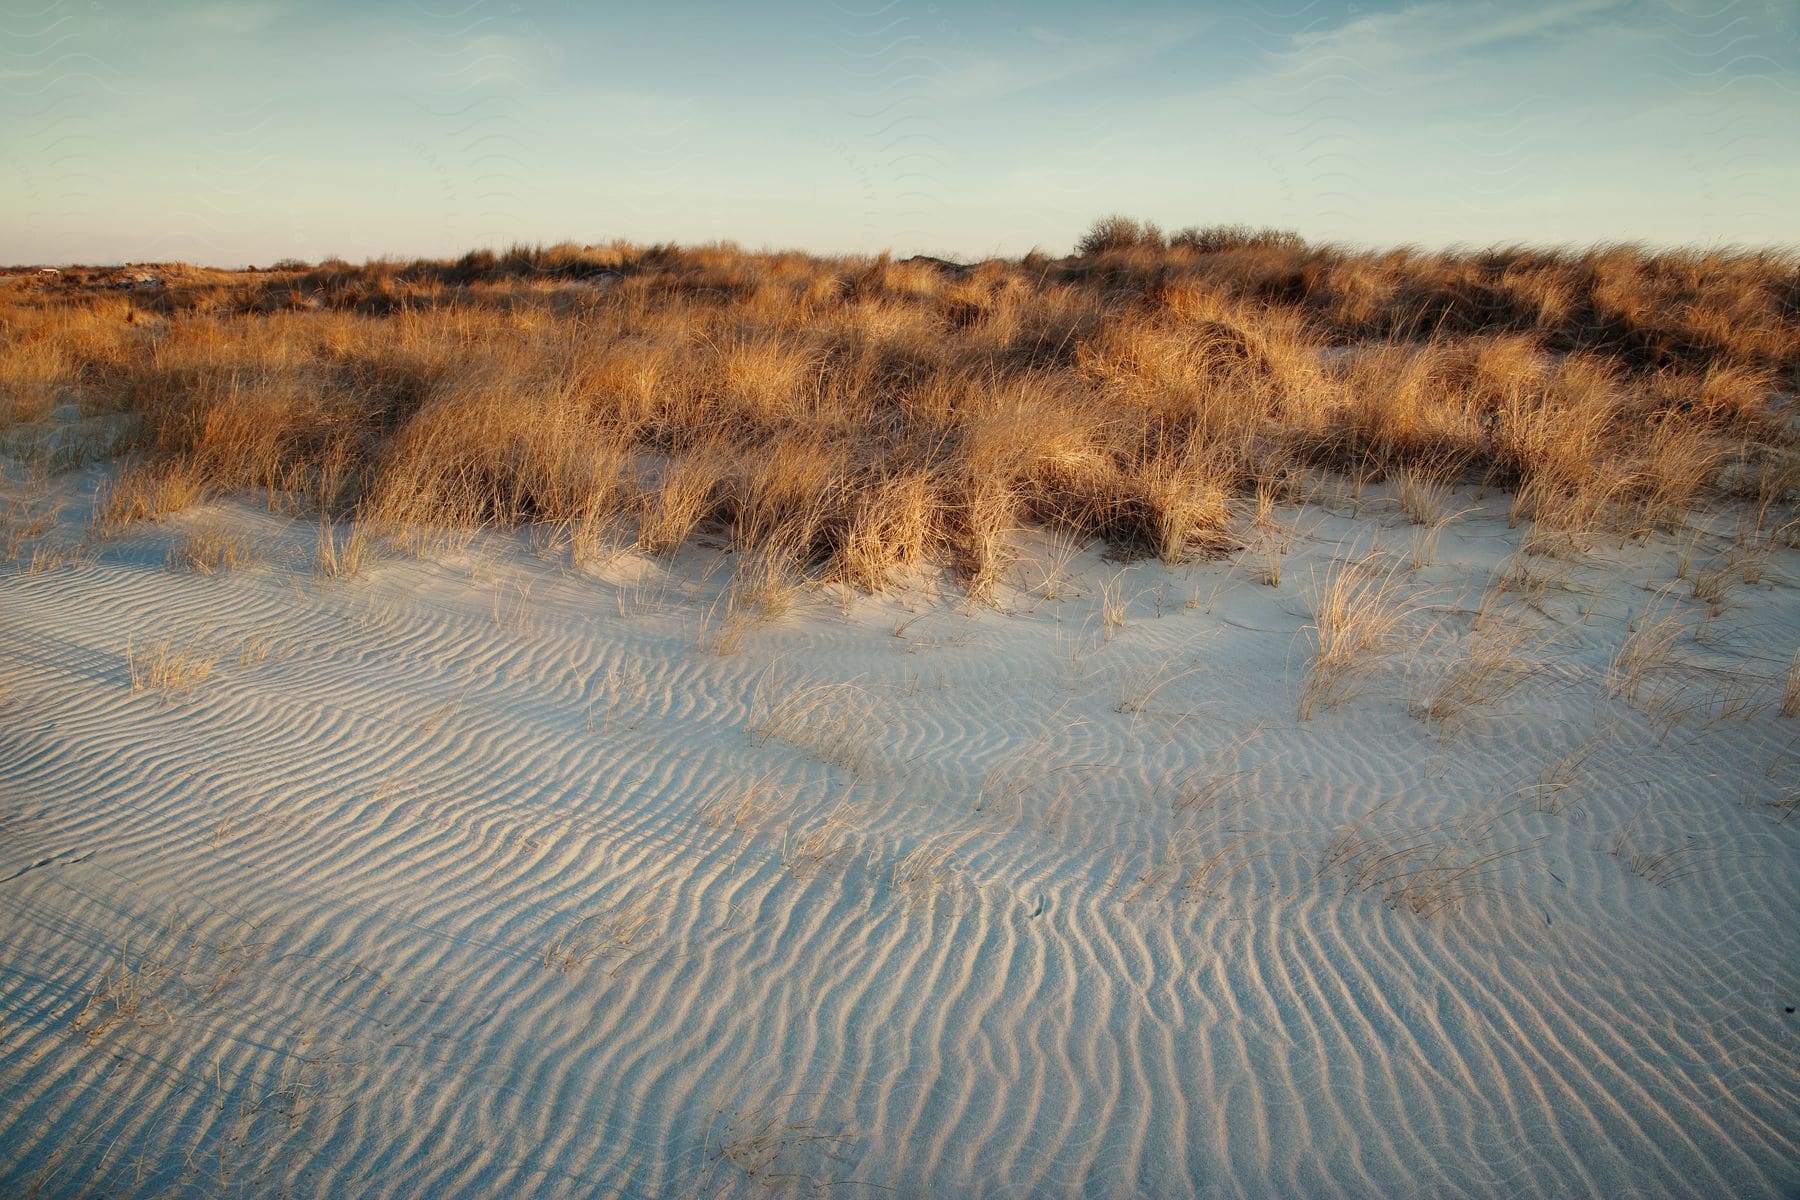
[1606,594,1691,709]
[1320,804,1539,917]
[68,912,275,1046]
[1405,513,1448,571]
[1411,595,1552,734]
[34,912,349,1197]
[699,769,791,830]
[127,637,217,697]
[889,831,975,906]
[1688,540,1770,616]
[1396,465,1455,525]
[1165,727,1268,816]
[1116,660,1202,716]
[1298,553,1431,719]
[3,228,1792,593]
[169,521,253,573]
[1784,648,1799,718]
[540,895,661,973]
[314,518,370,580]
[1120,821,1262,904]
[746,667,882,776]
[971,729,1095,820]
[1241,485,1294,585]
[237,633,275,672]
[1028,529,1085,600]
[1612,810,1709,888]
[24,542,85,575]
[70,940,175,1045]
[701,1091,855,1194]
[780,801,857,881]
[92,460,207,536]
[697,540,811,654]
[1098,569,1132,637]
[0,494,62,561]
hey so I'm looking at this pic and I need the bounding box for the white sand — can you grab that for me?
[2,468,1796,1198]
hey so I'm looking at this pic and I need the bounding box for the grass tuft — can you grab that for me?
[1299,553,1430,719]
[127,637,217,697]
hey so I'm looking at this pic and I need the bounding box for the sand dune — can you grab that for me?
[2,469,1796,1198]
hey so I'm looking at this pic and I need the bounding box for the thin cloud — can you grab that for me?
[930,14,1215,104]
[184,2,284,36]
[1285,0,1630,69]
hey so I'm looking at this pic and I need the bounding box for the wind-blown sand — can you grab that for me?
[2,467,1796,1198]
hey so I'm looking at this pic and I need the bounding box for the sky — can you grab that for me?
[2,0,1796,265]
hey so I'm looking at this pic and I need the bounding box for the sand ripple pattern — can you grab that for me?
[2,509,1796,1198]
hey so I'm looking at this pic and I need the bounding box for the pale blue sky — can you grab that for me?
[3,0,1795,265]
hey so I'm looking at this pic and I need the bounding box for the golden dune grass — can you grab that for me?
[3,224,1794,597]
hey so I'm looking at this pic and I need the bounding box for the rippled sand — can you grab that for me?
[3,470,1796,1197]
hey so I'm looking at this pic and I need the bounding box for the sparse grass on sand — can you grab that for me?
[1320,803,1539,917]
[1298,554,1431,719]
[126,637,217,697]
[168,521,253,573]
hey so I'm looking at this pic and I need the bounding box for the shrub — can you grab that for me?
[1169,224,1306,253]
[1076,215,1165,256]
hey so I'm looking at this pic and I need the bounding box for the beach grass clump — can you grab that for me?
[1299,554,1431,719]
